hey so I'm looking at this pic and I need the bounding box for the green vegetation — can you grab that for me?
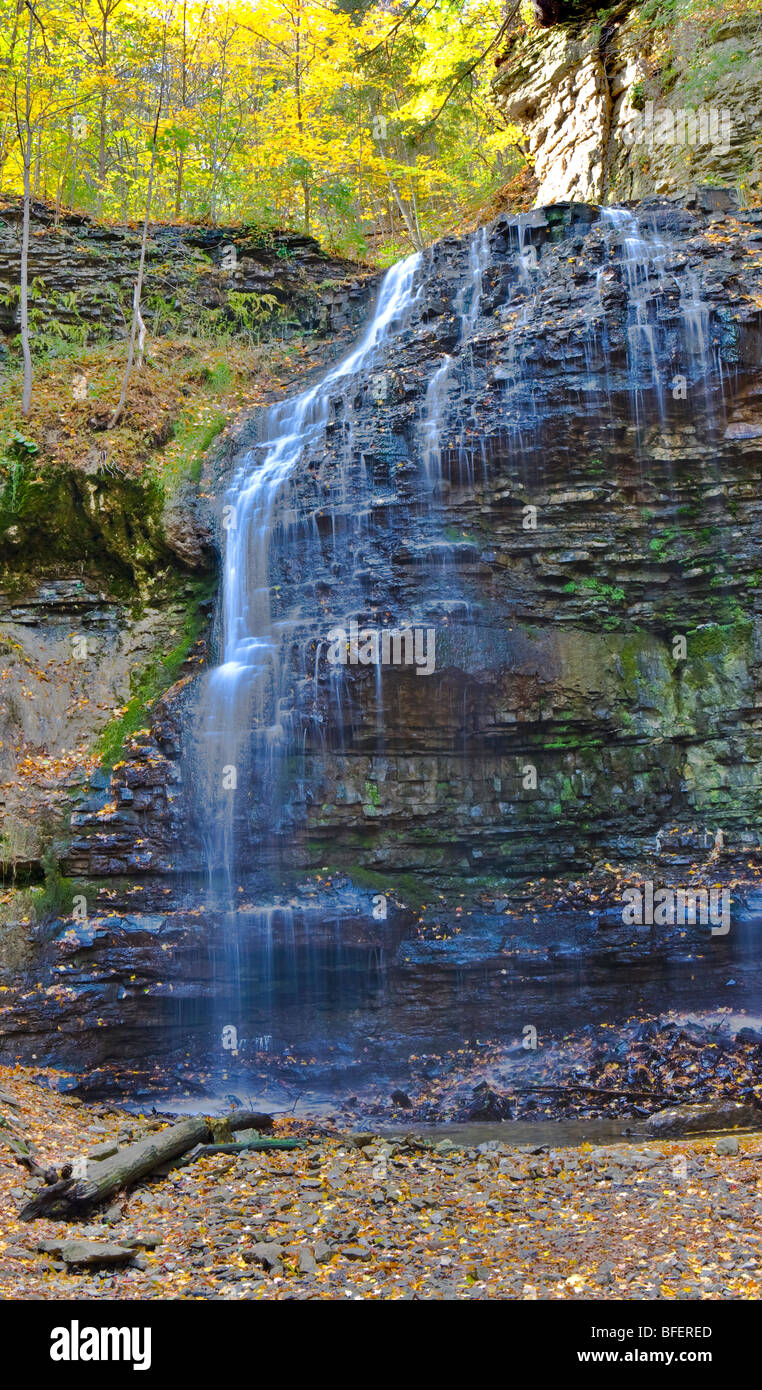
[35,849,77,919]
[687,619,753,660]
[155,409,227,495]
[364,780,381,809]
[562,577,626,606]
[98,576,215,768]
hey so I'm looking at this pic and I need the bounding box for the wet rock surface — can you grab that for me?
[3,194,762,1091]
[646,1099,762,1138]
[54,195,762,901]
[181,195,762,895]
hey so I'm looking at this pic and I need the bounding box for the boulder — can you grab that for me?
[715,1135,740,1156]
[463,1081,513,1122]
[244,1241,284,1271]
[646,1100,762,1138]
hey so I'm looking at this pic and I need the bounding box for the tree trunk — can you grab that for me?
[175,147,185,218]
[19,8,34,418]
[19,1109,273,1220]
[97,90,108,211]
[110,23,168,426]
[32,128,42,196]
[209,41,229,225]
[55,136,73,228]
[302,177,310,235]
[386,171,423,252]
[293,7,310,234]
[97,5,109,210]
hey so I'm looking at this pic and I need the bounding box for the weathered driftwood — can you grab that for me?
[19,1109,273,1220]
[1,1121,40,1172]
[511,1083,675,1102]
[213,1111,274,1139]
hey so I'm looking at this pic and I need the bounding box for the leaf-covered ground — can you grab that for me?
[0,332,352,486]
[1,1066,760,1300]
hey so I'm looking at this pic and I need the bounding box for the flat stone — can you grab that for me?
[244,1241,284,1270]
[37,1239,134,1267]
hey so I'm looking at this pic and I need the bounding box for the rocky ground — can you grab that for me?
[1,1065,761,1301]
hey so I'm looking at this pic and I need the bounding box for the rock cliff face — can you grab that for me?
[493,3,762,206]
[3,192,762,1079]
[0,197,374,346]
[62,193,762,901]
[261,194,762,891]
[0,202,376,910]
[0,467,215,885]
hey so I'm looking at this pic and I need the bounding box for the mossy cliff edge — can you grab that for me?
[0,203,376,918]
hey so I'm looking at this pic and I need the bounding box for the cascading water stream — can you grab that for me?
[194,252,422,896]
[420,227,490,504]
[180,203,738,1081]
[600,207,669,421]
[194,208,728,902]
[599,206,721,416]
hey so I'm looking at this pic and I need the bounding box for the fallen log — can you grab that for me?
[208,1111,273,1143]
[509,1083,675,1102]
[19,1109,273,1221]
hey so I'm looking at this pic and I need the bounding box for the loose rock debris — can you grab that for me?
[1,1066,761,1299]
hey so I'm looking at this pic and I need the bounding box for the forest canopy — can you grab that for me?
[0,0,531,259]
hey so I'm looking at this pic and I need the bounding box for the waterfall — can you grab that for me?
[600,206,668,420]
[420,225,490,490]
[194,252,422,892]
[41,197,746,1099]
[191,204,727,908]
[600,206,719,411]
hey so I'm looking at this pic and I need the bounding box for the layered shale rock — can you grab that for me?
[493,3,762,205]
[0,204,375,910]
[62,195,762,897]
[0,196,375,347]
[4,194,762,1076]
[282,198,762,889]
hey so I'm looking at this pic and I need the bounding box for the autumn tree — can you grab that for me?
[5,0,80,414]
[0,0,531,261]
[110,5,172,424]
